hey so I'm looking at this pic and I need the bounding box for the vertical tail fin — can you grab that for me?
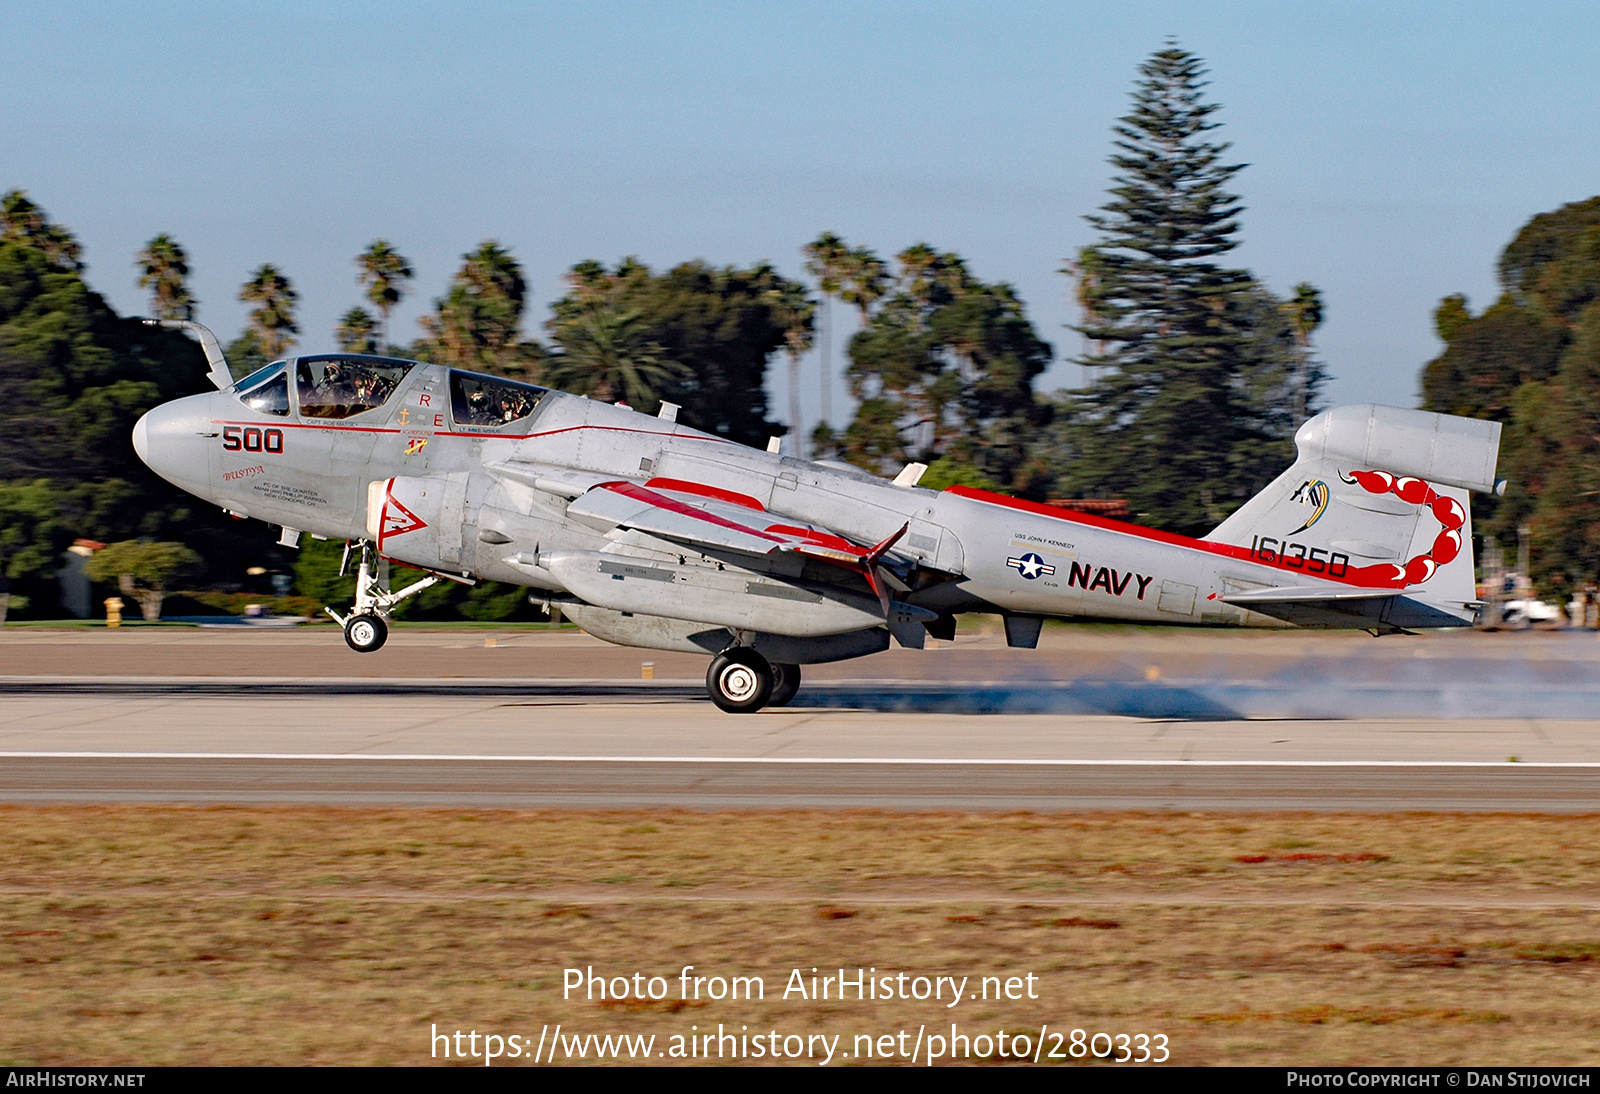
[1206,405,1503,613]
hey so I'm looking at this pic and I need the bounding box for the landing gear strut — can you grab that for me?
[325,541,453,654]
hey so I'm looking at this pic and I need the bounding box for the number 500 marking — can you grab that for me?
[222,426,284,454]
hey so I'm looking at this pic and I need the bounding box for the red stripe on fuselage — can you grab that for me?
[643,477,765,510]
[598,484,872,559]
[763,523,859,553]
[208,421,733,444]
[598,482,785,546]
[944,485,1402,588]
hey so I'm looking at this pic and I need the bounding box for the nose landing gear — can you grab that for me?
[325,540,467,654]
[343,613,388,652]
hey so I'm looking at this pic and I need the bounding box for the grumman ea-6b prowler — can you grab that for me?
[133,320,1505,713]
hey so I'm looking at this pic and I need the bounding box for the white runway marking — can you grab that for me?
[2,751,1599,767]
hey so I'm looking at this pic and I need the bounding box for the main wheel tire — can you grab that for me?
[767,662,801,707]
[706,648,773,713]
[344,613,388,653]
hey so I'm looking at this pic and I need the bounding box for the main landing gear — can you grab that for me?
[325,541,456,654]
[705,648,802,713]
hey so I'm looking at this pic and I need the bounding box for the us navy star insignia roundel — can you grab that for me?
[1006,552,1054,580]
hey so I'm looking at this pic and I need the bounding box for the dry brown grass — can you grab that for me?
[3,807,1599,1066]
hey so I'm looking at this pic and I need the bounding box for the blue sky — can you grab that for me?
[5,2,1598,431]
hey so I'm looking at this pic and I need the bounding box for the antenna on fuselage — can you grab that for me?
[143,319,234,391]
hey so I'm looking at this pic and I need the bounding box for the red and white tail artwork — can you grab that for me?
[1206,405,1502,608]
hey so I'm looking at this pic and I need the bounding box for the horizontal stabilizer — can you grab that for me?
[1221,585,1398,604]
[1296,404,1502,495]
[1221,589,1477,630]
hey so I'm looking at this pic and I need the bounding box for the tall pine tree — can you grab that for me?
[1061,44,1311,535]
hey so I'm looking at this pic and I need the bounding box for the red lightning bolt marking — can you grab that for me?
[377,480,428,552]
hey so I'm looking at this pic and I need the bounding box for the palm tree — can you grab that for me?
[1063,244,1108,386]
[336,307,378,353]
[767,281,815,457]
[425,240,528,372]
[1281,282,1325,424]
[239,264,299,358]
[541,305,686,409]
[356,240,414,347]
[802,232,850,433]
[840,246,888,323]
[136,233,195,320]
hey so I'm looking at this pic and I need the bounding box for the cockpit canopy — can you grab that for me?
[234,359,291,416]
[296,355,415,420]
[449,369,549,431]
[231,356,552,429]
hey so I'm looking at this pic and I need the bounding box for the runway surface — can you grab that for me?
[2,625,1597,810]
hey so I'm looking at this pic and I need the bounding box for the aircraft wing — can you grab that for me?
[565,478,908,608]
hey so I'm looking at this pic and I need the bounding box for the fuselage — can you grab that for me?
[133,353,1453,634]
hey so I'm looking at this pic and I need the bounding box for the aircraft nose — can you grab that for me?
[133,395,214,496]
[132,410,151,464]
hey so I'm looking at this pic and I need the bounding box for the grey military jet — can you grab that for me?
[134,320,1504,712]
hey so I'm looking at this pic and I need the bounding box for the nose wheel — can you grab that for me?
[343,613,388,653]
[706,648,774,713]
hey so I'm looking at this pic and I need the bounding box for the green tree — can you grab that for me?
[768,280,815,457]
[1421,196,1600,598]
[840,246,889,322]
[85,539,200,620]
[335,306,379,353]
[239,264,299,358]
[803,232,851,432]
[1,190,82,272]
[1434,293,1472,344]
[539,300,686,409]
[916,456,1003,492]
[222,332,268,380]
[544,258,793,447]
[423,241,539,377]
[1063,245,1110,385]
[0,196,281,614]
[1058,44,1316,534]
[841,244,1052,491]
[136,233,195,321]
[1281,281,1324,423]
[0,479,65,620]
[356,240,413,347]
